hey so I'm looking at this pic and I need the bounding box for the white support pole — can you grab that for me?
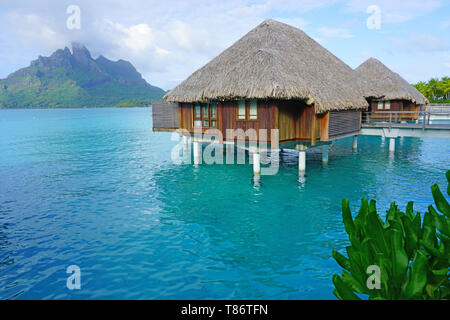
[381,135,385,144]
[193,141,201,164]
[389,138,395,153]
[253,152,261,175]
[352,135,358,150]
[298,150,306,172]
[322,145,329,164]
[182,135,188,146]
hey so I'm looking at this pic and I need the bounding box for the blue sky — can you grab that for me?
[0,0,449,90]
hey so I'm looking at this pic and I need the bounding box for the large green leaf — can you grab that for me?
[431,184,450,217]
[428,205,449,236]
[346,246,365,286]
[332,249,351,271]
[404,250,428,299]
[364,211,389,256]
[406,201,415,220]
[342,199,356,238]
[332,275,361,300]
[331,171,450,300]
[387,228,409,295]
[341,270,367,294]
[446,170,450,196]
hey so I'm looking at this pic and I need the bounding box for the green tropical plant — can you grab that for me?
[413,77,450,101]
[332,170,450,300]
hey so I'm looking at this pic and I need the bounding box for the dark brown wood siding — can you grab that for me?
[175,100,360,144]
[402,100,420,120]
[152,102,179,132]
[369,99,420,120]
[220,100,277,142]
[328,110,361,138]
[178,103,193,132]
[277,101,329,144]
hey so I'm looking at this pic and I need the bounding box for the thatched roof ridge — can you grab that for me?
[164,19,373,113]
[356,58,428,105]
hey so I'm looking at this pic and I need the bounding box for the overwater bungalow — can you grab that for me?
[156,20,378,145]
[153,19,382,172]
[356,58,429,121]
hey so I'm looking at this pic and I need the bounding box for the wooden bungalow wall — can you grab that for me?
[369,100,420,120]
[178,100,277,142]
[152,102,179,131]
[178,100,335,145]
[277,100,328,144]
[220,100,277,142]
[328,110,361,139]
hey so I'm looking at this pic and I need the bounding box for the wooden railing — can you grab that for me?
[426,105,450,113]
[362,110,450,130]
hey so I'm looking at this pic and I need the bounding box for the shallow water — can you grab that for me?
[0,107,448,299]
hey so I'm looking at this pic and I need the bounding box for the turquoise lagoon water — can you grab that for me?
[0,107,448,300]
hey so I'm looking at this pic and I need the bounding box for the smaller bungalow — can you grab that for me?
[356,58,428,121]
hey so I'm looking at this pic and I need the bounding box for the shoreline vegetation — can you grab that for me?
[0,99,160,109]
[413,77,450,103]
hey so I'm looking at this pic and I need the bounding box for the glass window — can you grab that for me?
[210,120,217,127]
[195,104,201,118]
[238,100,246,120]
[203,120,209,127]
[385,100,390,110]
[202,103,209,118]
[210,102,217,119]
[249,99,257,119]
[194,120,202,127]
[377,101,383,110]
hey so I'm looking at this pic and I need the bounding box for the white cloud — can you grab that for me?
[7,13,66,53]
[0,0,446,89]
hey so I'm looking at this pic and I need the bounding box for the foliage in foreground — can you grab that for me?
[332,171,450,300]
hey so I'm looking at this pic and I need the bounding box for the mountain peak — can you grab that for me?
[70,42,94,64]
[0,44,166,107]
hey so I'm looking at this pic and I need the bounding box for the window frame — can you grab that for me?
[210,102,217,128]
[235,99,258,121]
[193,103,202,128]
[192,102,218,128]
[377,100,384,110]
[376,100,391,111]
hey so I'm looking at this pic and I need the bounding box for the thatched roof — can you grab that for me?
[164,19,375,113]
[356,58,428,105]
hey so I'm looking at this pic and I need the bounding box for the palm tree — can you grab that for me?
[428,78,439,99]
[441,77,450,100]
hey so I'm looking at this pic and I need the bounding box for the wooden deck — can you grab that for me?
[362,122,450,130]
[361,110,450,138]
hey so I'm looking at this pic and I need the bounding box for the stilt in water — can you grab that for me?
[296,144,307,173]
[352,135,358,151]
[253,151,261,175]
[389,138,395,153]
[322,145,329,164]
[193,141,201,165]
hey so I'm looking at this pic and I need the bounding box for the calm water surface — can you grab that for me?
[0,107,448,299]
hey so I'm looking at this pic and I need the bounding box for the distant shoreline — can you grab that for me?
[0,105,153,110]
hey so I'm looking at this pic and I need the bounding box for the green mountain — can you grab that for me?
[0,43,166,108]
